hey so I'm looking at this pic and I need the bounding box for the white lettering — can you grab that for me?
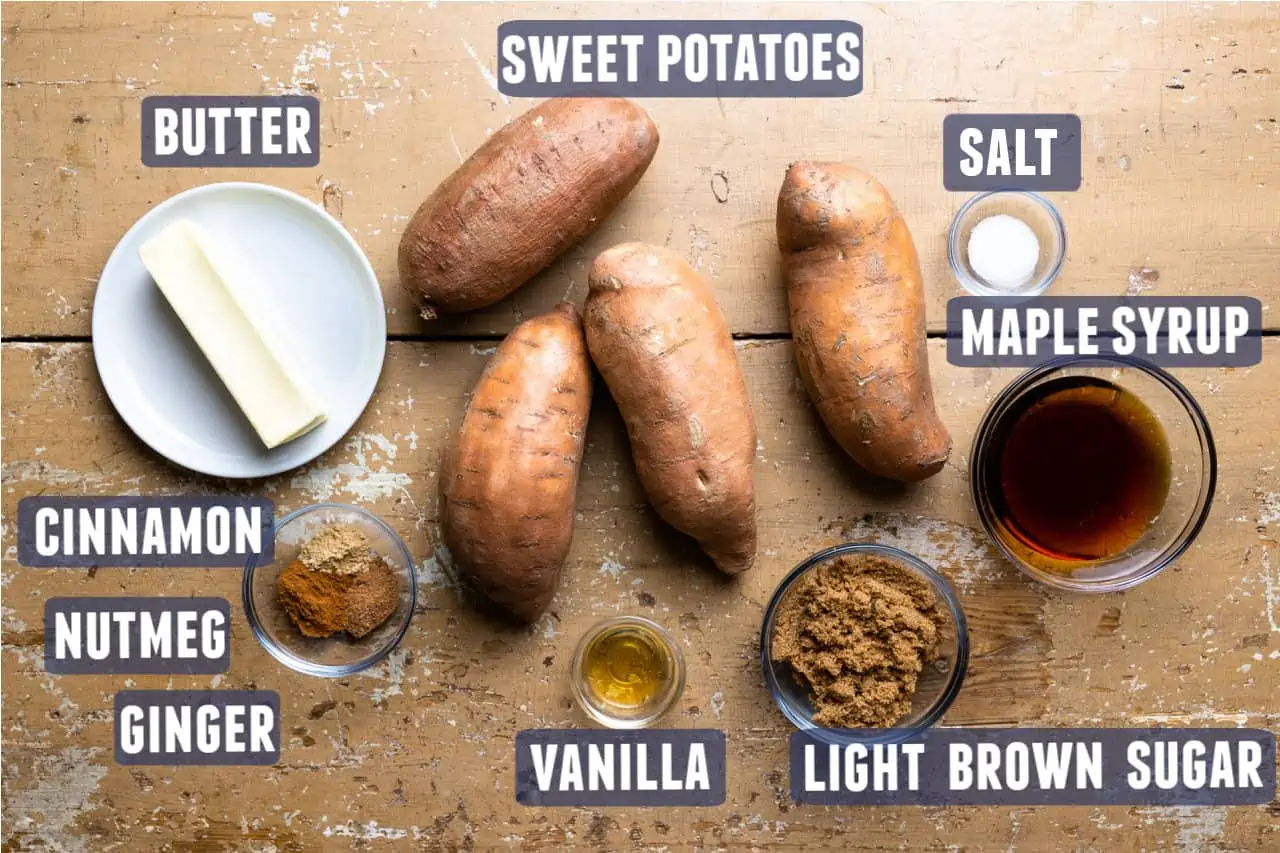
[500,34,526,84]
[1035,128,1057,173]
[155,108,180,155]
[959,128,983,177]
[1128,741,1151,789]
[120,706,145,754]
[987,129,1011,176]
[657,35,681,83]
[963,308,993,356]
[1225,306,1249,354]
[950,744,973,790]
[35,508,59,557]
[530,745,558,790]
[1113,306,1137,355]
[686,744,710,790]
[55,612,81,660]
[835,32,860,82]
[286,107,310,154]
[561,745,584,791]
[1079,307,1099,355]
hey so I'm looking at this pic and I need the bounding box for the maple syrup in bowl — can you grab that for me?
[971,356,1216,591]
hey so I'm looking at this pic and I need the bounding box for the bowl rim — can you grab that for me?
[947,189,1068,298]
[242,502,418,677]
[759,542,970,745]
[968,354,1218,592]
[570,614,687,729]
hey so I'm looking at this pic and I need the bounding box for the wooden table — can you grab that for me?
[3,3,1277,850]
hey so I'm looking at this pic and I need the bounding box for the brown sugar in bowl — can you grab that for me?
[761,543,969,743]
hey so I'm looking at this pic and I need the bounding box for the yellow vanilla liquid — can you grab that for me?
[583,627,670,709]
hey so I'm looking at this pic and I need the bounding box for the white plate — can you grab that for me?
[93,182,386,479]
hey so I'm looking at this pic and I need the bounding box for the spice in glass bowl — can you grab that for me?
[276,522,399,639]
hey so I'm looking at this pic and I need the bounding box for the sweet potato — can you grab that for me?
[399,98,659,318]
[777,161,951,482]
[439,303,592,621]
[585,244,757,575]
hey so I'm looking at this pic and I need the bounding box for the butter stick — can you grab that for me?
[139,220,326,449]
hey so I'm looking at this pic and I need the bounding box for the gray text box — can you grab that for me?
[944,114,1081,191]
[45,597,230,675]
[115,690,280,765]
[792,728,1275,805]
[18,496,274,567]
[946,296,1262,367]
[516,729,726,806]
[498,21,862,97]
[142,96,319,167]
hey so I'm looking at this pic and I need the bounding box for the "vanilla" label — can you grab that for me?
[515,730,726,806]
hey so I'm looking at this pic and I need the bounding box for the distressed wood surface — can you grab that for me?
[3,341,1278,850]
[1,2,1278,338]
[2,1,1279,851]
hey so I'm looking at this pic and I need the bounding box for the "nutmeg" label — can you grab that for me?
[45,597,230,675]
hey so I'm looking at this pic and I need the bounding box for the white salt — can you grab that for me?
[967,214,1040,292]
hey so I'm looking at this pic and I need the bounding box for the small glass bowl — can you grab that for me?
[970,356,1216,592]
[243,503,417,677]
[571,616,686,729]
[760,543,969,744]
[948,190,1067,296]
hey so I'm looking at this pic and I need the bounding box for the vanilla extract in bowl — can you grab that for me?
[984,376,1172,564]
[571,617,686,729]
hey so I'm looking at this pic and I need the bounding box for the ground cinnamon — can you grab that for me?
[277,560,349,638]
[771,553,944,728]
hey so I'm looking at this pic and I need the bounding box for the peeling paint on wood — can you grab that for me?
[3,1,1279,850]
[3,341,1278,849]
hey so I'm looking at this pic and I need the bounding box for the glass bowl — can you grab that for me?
[571,616,686,729]
[970,356,1216,592]
[243,503,416,676]
[948,190,1067,296]
[760,543,969,744]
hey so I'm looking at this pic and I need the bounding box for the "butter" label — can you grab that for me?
[142,95,319,167]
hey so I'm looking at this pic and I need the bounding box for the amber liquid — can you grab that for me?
[583,627,670,709]
[987,376,1172,562]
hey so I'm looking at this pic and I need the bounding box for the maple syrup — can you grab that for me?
[984,376,1172,562]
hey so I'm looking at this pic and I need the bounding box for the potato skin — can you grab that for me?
[399,98,659,318]
[777,161,951,482]
[440,303,592,622]
[585,244,757,575]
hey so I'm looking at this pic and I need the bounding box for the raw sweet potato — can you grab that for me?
[585,244,757,575]
[777,161,951,482]
[439,303,592,621]
[399,98,659,318]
